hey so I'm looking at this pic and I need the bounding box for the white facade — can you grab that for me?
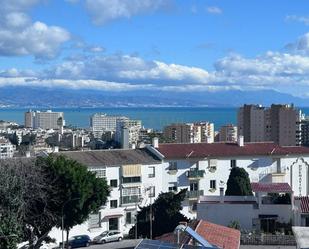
[115,119,142,149]
[90,114,128,138]
[197,195,293,231]
[60,142,309,235]
[0,137,15,159]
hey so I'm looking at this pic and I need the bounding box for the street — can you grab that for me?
[88,239,141,249]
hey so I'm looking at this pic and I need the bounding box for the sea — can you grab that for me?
[1,107,308,131]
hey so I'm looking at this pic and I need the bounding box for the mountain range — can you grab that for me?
[0,86,308,108]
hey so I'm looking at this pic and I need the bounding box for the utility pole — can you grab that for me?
[149,195,152,239]
[135,201,138,239]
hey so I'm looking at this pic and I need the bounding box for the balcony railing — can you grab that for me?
[121,195,141,205]
[186,190,204,199]
[186,169,205,179]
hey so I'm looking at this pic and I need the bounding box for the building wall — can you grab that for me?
[197,202,292,231]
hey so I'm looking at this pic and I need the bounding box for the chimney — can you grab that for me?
[152,137,159,148]
[25,151,31,158]
[220,187,224,203]
[237,135,244,147]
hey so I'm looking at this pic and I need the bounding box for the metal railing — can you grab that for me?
[121,195,141,205]
[186,190,204,199]
[186,170,205,179]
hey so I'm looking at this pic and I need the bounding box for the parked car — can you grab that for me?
[92,230,123,244]
[59,235,91,249]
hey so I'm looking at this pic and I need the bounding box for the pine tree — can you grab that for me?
[225,167,253,196]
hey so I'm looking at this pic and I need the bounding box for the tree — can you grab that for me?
[0,158,47,249]
[27,155,110,248]
[0,155,110,249]
[129,189,189,239]
[225,167,253,196]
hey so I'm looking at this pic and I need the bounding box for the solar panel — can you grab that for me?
[134,239,214,249]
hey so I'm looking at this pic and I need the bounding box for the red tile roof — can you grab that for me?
[251,182,292,193]
[295,196,309,213]
[156,220,240,249]
[195,220,240,249]
[156,142,309,159]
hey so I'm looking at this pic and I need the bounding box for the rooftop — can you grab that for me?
[59,148,161,167]
[295,196,309,213]
[156,220,240,249]
[251,182,293,193]
[156,142,309,159]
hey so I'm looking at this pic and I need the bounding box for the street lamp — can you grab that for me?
[61,197,79,249]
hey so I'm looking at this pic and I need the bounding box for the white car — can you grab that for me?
[92,230,123,244]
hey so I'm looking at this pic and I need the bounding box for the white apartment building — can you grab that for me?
[25,110,64,130]
[90,114,128,138]
[60,148,167,234]
[115,119,142,149]
[0,137,15,159]
[59,138,309,235]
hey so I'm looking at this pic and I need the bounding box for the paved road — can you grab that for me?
[88,239,141,249]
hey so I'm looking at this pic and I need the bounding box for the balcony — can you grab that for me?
[186,190,204,200]
[121,195,141,205]
[186,169,205,180]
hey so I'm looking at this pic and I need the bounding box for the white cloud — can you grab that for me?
[285,32,309,53]
[286,15,309,26]
[45,54,211,85]
[0,0,70,59]
[206,6,222,15]
[85,0,172,25]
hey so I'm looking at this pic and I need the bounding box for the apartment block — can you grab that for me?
[219,124,238,142]
[0,137,15,159]
[90,113,128,138]
[238,104,301,146]
[115,119,142,149]
[57,140,309,235]
[163,122,214,144]
[24,110,64,130]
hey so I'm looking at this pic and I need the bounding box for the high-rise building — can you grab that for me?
[163,122,214,144]
[90,113,128,138]
[0,137,15,159]
[238,104,301,146]
[115,119,142,149]
[219,124,238,142]
[24,110,64,130]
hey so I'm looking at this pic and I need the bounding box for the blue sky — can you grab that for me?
[0,0,309,97]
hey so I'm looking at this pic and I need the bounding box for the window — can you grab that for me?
[122,187,141,196]
[148,167,155,178]
[110,179,118,187]
[190,182,198,191]
[110,199,118,208]
[148,186,155,197]
[168,182,177,192]
[122,176,141,184]
[168,161,177,171]
[89,168,106,178]
[126,212,133,224]
[209,159,217,172]
[210,180,216,189]
[231,159,236,168]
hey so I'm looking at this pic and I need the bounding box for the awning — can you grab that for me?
[102,214,123,220]
[259,214,278,219]
[122,164,141,177]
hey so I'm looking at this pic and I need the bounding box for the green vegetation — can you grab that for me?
[225,167,253,196]
[0,155,109,249]
[129,189,189,239]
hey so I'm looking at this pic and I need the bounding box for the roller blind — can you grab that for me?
[122,164,141,177]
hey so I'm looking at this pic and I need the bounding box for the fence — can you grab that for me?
[240,234,296,245]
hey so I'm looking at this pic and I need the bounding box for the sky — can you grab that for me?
[0,0,309,97]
